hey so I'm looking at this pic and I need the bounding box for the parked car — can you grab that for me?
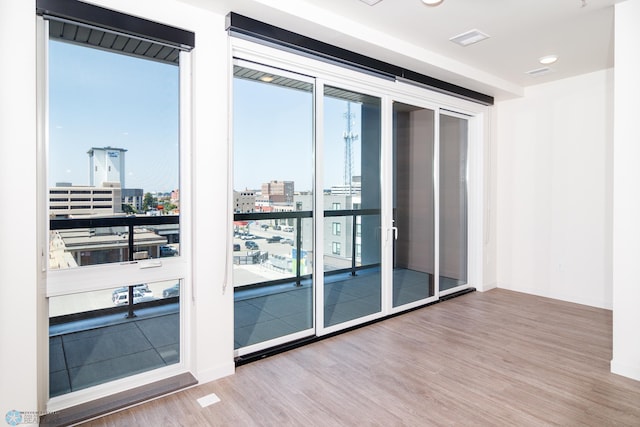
[159,245,177,257]
[281,238,294,245]
[233,243,241,251]
[112,289,154,305]
[162,283,180,298]
[266,236,283,243]
[111,284,150,301]
[245,241,259,250]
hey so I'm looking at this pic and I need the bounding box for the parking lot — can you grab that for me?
[233,223,298,259]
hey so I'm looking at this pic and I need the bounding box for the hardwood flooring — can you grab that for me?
[83,289,640,426]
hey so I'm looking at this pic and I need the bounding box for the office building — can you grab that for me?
[87,147,127,188]
[261,180,294,204]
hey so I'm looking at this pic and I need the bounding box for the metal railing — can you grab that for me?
[50,215,179,319]
[233,209,380,291]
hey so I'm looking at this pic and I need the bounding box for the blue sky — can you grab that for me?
[233,77,362,192]
[48,40,179,193]
[49,39,363,195]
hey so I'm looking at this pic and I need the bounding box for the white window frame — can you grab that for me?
[38,16,193,412]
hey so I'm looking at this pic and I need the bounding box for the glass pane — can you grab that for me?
[50,223,179,268]
[48,38,180,269]
[49,280,181,397]
[392,102,435,307]
[439,115,468,291]
[323,86,382,327]
[232,66,314,349]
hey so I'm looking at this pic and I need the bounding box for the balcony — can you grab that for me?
[233,209,382,349]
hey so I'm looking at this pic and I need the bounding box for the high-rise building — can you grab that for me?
[88,147,127,187]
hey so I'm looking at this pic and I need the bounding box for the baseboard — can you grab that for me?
[496,283,612,310]
[611,358,640,382]
[476,281,497,292]
[195,362,235,385]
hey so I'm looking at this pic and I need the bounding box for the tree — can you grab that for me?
[121,204,136,214]
[142,192,157,212]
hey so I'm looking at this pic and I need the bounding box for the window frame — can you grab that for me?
[332,222,341,236]
[37,7,194,410]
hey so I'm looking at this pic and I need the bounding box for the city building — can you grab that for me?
[294,192,361,270]
[88,147,127,188]
[49,183,122,217]
[2,1,640,426]
[330,176,362,195]
[121,188,144,212]
[261,180,294,203]
[233,190,256,213]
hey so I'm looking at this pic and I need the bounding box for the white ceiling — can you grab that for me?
[183,0,617,100]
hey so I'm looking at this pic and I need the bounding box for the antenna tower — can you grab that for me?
[343,103,359,194]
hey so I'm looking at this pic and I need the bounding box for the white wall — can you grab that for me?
[612,0,640,382]
[0,0,40,421]
[495,69,614,309]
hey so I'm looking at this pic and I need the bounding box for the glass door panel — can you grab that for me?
[439,114,468,292]
[232,64,315,351]
[392,102,436,307]
[323,86,382,327]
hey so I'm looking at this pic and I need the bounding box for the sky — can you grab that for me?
[233,77,363,193]
[49,38,366,195]
[48,40,179,193]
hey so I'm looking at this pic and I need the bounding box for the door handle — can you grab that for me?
[140,260,162,269]
[391,226,398,240]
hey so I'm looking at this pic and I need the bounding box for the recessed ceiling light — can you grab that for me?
[259,75,275,83]
[422,0,444,6]
[449,29,490,47]
[359,0,383,5]
[539,55,558,65]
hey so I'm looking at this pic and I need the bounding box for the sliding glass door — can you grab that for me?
[391,104,470,309]
[322,86,382,329]
[439,113,469,293]
[391,102,436,308]
[232,63,315,353]
[231,56,473,355]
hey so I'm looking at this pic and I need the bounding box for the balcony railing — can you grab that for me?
[233,209,380,291]
[51,215,179,260]
[50,215,180,319]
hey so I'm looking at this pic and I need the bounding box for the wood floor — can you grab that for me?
[83,289,640,426]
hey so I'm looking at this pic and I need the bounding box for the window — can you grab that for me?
[332,202,341,210]
[332,242,341,255]
[332,222,341,236]
[39,0,193,405]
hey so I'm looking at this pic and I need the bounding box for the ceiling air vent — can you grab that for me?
[526,67,553,77]
[449,29,490,47]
